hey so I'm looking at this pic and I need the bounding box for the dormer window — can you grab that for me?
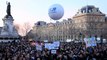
[81,10,83,13]
[80,5,95,14]
[83,10,86,13]
[96,8,99,12]
[88,9,92,13]
[105,17,107,22]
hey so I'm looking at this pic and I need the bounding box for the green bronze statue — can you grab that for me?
[6,2,11,16]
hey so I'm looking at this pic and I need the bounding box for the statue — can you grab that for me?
[3,24,9,32]
[6,2,11,16]
[0,2,19,37]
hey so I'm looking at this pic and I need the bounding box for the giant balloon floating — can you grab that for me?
[48,4,64,20]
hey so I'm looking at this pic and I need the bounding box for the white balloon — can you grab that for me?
[48,4,64,20]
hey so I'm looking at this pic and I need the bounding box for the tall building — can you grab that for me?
[28,5,107,41]
[73,5,107,39]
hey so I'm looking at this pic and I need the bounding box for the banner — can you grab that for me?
[53,41,60,49]
[84,37,96,47]
[53,41,60,47]
[45,43,53,50]
[45,41,60,50]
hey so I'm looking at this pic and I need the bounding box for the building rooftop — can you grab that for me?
[81,5,95,13]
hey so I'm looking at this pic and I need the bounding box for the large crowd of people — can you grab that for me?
[0,40,107,60]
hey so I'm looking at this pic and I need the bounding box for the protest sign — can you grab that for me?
[36,43,42,51]
[45,41,60,50]
[84,38,91,47]
[51,50,57,54]
[90,37,96,46]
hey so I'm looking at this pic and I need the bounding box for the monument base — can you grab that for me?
[0,36,21,42]
[0,2,20,42]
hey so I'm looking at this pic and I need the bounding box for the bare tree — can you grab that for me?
[14,24,22,36]
[14,24,20,32]
[22,22,32,36]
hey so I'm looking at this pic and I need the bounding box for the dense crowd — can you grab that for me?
[0,40,107,60]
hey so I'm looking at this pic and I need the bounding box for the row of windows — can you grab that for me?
[54,21,72,26]
[80,8,99,14]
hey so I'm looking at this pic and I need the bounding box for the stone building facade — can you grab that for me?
[28,5,107,41]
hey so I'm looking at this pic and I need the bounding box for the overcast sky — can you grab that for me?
[0,0,107,27]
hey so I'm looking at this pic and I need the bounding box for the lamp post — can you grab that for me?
[100,35,103,46]
[79,32,83,43]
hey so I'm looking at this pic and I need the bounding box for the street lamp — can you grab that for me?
[100,35,103,45]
